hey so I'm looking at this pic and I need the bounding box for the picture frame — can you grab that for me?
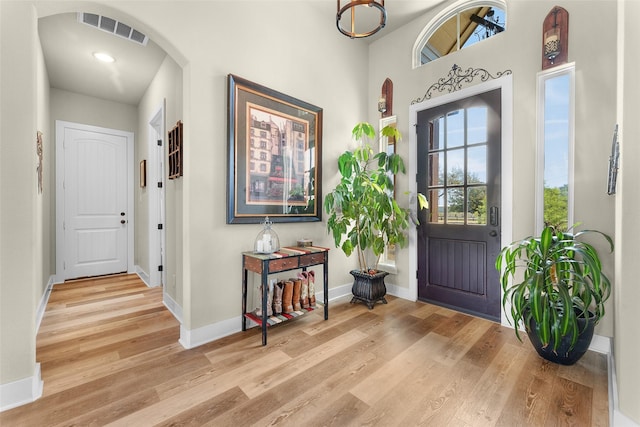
[227,74,323,224]
[140,160,146,188]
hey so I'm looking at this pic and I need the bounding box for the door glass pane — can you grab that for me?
[428,189,444,223]
[446,148,464,184]
[447,110,464,147]
[446,188,464,223]
[467,186,487,225]
[543,73,570,231]
[467,145,487,184]
[426,94,498,227]
[429,116,445,150]
[467,106,487,144]
[428,153,444,186]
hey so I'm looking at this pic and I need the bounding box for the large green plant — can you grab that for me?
[496,226,613,351]
[324,122,427,272]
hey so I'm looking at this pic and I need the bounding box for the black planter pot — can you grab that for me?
[526,309,596,365]
[350,269,388,309]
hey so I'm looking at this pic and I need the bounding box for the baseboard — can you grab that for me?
[385,281,415,301]
[179,316,240,349]
[135,266,151,287]
[178,282,354,349]
[36,275,55,334]
[163,292,183,324]
[606,338,640,427]
[0,363,43,412]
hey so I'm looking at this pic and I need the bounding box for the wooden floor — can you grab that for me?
[1,274,609,426]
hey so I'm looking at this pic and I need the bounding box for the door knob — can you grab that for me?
[121,219,126,224]
[489,230,497,237]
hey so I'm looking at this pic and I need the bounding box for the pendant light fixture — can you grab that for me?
[336,0,387,39]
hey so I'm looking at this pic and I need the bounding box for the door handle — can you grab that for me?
[490,206,499,226]
[121,219,126,224]
[489,230,497,237]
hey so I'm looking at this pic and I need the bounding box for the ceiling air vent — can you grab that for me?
[78,13,148,46]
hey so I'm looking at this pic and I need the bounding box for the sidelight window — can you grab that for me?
[536,63,575,233]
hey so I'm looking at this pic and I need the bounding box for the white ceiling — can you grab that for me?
[38,2,441,106]
[38,12,167,106]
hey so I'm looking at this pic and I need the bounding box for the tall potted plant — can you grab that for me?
[324,122,427,308]
[496,225,613,365]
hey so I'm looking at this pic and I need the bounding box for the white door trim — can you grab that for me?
[55,120,135,282]
[408,75,513,326]
[148,104,166,288]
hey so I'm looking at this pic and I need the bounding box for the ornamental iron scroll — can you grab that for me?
[411,64,512,104]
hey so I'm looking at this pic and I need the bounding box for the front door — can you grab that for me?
[417,89,502,321]
[59,122,132,280]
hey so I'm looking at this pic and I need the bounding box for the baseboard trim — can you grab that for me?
[163,292,183,324]
[36,275,55,334]
[385,282,415,301]
[135,267,151,288]
[606,338,640,427]
[178,282,354,349]
[179,316,240,349]
[0,363,43,412]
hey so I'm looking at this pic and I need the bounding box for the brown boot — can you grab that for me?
[273,280,283,314]
[298,271,309,309]
[291,278,302,311]
[282,280,294,314]
[307,270,316,307]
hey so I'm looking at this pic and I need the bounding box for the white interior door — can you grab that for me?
[57,121,134,280]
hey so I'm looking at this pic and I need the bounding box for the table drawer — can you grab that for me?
[299,252,325,267]
[243,255,263,274]
[268,257,299,272]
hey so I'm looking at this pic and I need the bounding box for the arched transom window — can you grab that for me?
[413,0,507,68]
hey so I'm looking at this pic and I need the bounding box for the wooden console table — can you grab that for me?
[242,246,329,345]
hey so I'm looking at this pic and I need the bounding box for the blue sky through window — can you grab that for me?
[544,74,570,189]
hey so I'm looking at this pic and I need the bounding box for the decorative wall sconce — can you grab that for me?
[543,26,561,63]
[542,6,569,70]
[377,96,387,114]
[337,0,386,39]
[380,78,393,118]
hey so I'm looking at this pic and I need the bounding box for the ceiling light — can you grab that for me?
[93,52,115,63]
[337,0,386,39]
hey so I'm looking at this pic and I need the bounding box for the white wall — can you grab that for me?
[615,0,640,423]
[36,10,52,312]
[50,88,138,133]
[0,0,41,407]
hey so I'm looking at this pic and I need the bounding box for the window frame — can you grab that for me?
[412,0,507,69]
[535,62,576,234]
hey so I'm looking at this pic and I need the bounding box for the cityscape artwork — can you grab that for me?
[227,74,323,224]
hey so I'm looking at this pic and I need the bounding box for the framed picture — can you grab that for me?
[227,74,323,224]
[140,160,146,188]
